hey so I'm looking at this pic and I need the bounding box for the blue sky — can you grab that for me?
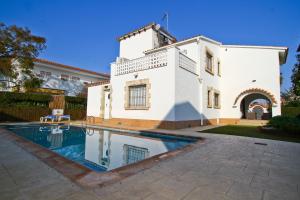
[1,0,299,90]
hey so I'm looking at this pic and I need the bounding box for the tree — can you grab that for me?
[291,45,300,96]
[0,22,46,89]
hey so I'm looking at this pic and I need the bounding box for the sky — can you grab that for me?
[1,0,299,91]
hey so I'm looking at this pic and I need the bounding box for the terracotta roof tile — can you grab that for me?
[34,58,110,78]
[87,80,110,87]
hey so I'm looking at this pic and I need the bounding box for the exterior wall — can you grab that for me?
[110,48,177,121]
[87,85,103,117]
[0,60,108,96]
[119,29,155,60]
[33,63,101,84]
[220,47,282,118]
[33,63,103,96]
[199,39,222,122]
[174,47,201,121]
[87,29,286,129]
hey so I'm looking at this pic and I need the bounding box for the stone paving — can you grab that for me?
[1,126,300,200]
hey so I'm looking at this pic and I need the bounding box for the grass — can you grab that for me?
[200,125,300,143]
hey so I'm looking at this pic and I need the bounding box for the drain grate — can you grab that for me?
[254,142,267,146]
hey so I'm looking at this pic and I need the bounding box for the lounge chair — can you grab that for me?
[57,114,71,122]
[40,115,56,123]
[40,109,69,123]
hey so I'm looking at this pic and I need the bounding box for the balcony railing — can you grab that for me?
[114,51,167,76]
[179,52,197,75]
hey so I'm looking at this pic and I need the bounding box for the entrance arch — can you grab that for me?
[234,88,277,120]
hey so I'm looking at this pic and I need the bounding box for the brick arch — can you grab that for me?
[233,88,278,106]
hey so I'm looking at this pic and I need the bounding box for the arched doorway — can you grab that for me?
[240,94,272,120]
[234,88,278,120]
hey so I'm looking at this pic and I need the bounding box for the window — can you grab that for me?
[61,74,69,81]
[125,79,150,110]
[206,51,213,74]
[39,71,51,79]
[217,61,221,76]
[71,76,80,81]
[123,145,149,165]
[214,92,220,109]
[207,88,213,108]
[128,85,146,108]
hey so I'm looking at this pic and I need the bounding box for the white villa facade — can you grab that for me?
[0,59,110,96]
[87,23,288,129]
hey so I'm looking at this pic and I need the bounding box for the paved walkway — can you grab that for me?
[1,127,300,200]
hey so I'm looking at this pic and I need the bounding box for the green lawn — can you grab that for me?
[200,125,300,143]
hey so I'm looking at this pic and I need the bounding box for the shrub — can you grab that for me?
[268,116,300,134]
[65,96,87,109]
[0,106,51,122]
[285,100,300,107]
[0,91,52,107]
[281,106,300,118]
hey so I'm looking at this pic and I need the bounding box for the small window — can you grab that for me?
[207,88,213,108]
[123,145,149,165]
[214,92,220,109]
[217,61,221,76]
[61,74,69,81]
[39,71,51,79]
[71,76,80,81]
[206,51,213,74]
[128,85,146,108]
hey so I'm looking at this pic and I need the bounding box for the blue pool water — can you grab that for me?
[1,124,195,172]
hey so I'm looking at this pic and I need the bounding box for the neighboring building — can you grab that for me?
[1,58,110,96]
[87,22,288,129]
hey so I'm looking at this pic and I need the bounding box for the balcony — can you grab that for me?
[113,47,198,76]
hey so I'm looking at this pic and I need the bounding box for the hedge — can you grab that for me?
[281,106,300,118]
[65,96,87,109]
[65,108,86,120]
[0,92,87,121]
[0,106,51,122]
[0,107,86,122]
[268,116,300,134]
[0,91,51,107]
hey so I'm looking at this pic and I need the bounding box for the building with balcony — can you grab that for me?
[0,58,110,96]
[87,22,288,129]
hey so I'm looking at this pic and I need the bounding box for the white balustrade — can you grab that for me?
[179,53,197,75]
[114,51,167,76]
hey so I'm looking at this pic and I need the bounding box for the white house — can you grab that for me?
[0,58,110,96]
[87,22,288,129]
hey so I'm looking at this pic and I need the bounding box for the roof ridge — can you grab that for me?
[34,58,110,78]
[117,22,176,41]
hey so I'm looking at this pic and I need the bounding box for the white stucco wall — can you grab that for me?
[119,29,155,60]
[174,66,201,121]
[110,48,177,121]
[33,63,104,96]
[87,30,286,123]
[33,64,102,83]
[87,85,102,117]
[220,46,282,118]
[199,39,222,121]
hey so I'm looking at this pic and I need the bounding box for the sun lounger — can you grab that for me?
[57,115,71,122]
[40,115,56,123]
[40,109,70,123]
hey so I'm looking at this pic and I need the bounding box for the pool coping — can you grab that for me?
[0,124,205,188]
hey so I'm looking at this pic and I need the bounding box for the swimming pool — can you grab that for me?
[1,124,195,172]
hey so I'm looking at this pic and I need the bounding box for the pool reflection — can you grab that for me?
[3,124,193,172]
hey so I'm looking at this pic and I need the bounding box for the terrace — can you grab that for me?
[112,47,198,76]
[1,125,299,199]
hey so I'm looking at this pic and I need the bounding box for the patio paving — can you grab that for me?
[0,127,300,200]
